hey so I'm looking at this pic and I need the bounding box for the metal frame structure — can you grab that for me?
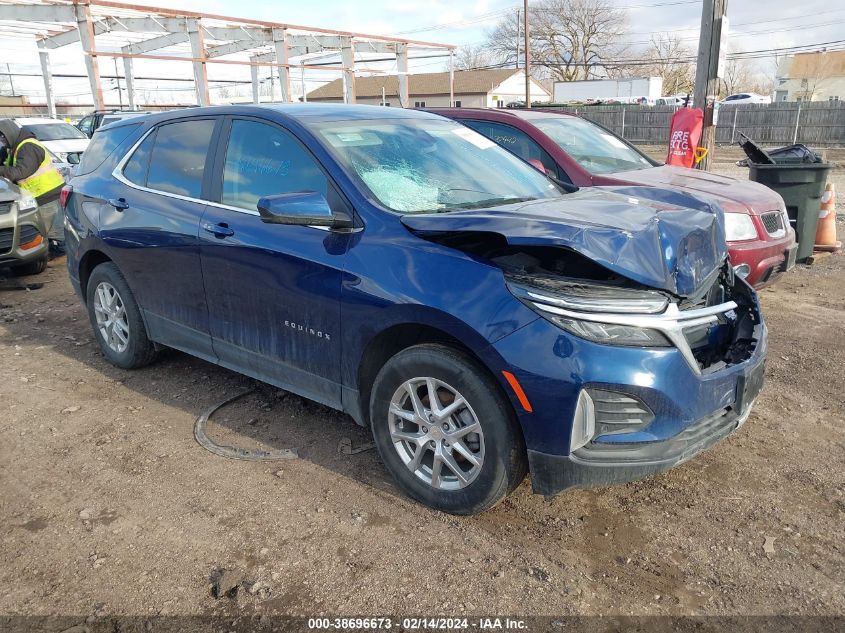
[0,0,457,116]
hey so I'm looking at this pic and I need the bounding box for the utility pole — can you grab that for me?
[523,0,531,107]
[693,0,728,170]
[515,9,520,69]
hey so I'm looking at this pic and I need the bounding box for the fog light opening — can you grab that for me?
[570,390,596,452]
[733,263,751,279]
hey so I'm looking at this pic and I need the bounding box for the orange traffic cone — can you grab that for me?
[815,182,841,252]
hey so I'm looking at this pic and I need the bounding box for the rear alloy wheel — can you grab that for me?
[370,344,527,514]
[86,262,158,369]
[93,281,130,354]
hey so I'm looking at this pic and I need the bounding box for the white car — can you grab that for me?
[720,93,772,106]
[656,95,690,106]
[15,117,90,179]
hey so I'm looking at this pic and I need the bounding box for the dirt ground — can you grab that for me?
[1,165,844,626]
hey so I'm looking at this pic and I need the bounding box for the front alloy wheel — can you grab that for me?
[388,377,485,490]
[370,344,528,514]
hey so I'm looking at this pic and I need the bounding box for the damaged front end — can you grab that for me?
[502,253,762,376]
[402,189,767,495]
[401,186,762,376]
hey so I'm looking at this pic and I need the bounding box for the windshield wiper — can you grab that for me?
[447,196,537,210]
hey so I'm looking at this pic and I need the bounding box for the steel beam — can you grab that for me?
[396,43,409,108]
[0,4,76,22]
[250,59,260,104]
[340,38,355,104]
[204,26,271,42]
[273,28,291,102]
[99,16,188,34]
[449,50,454,106]
[124,31,189,55]
[122,55,136,109]
[206,38,266,58]
[186,18,210,106]
[75,4,104,110]
[41,27,80,49]
[36,39,55,118]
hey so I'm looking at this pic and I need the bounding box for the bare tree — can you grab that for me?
[486,0,628,82]
[719,58,754,95]
[453,44,496,71]
[639,34,694,96]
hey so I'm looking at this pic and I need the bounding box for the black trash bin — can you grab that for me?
[748,159,832,262]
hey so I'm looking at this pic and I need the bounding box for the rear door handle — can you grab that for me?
[202,222,234,238]
[108,198,129,211]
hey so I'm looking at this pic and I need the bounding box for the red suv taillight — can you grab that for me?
[59,184,72,209]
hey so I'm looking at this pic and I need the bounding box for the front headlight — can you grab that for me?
[550,315,672,347]
[724,212,758,241]
[508,279,673,347]
[510,279,669,314]
[16,192,38,213]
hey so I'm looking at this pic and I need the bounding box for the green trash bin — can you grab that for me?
[748,159,832,262]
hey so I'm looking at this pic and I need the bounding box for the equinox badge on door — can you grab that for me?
[284,320,331,342]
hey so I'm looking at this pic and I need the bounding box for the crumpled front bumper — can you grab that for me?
[528,394,757,495]
[492,274,767,498]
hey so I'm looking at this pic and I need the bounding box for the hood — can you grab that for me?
[40,138,90,155]
[401,187,727,297]
[613,164,782,213]
[0,176,23,203]
[0,119,23,148]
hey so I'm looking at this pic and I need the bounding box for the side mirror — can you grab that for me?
[256,191,353,229]
[66,153,81,165]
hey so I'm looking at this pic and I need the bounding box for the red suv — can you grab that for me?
[431,107,797,288]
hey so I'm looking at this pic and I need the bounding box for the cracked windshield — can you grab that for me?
[313,118,562,213]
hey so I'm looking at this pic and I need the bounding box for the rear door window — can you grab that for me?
[146,119,215,199]
[122,130,156,186]
[221,119,328,211]
[75,123,141,175]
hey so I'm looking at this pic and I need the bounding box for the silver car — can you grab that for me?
[0,177,51,275]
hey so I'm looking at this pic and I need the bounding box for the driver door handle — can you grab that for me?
[202,222,235,238]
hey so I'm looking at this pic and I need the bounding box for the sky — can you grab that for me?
[1,0,843,105]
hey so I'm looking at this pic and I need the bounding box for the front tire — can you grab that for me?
[86,262,158,369]
[370,344,527,514]
[11,255,48,276]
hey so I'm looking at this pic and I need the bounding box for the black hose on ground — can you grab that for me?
[193,389,298,461]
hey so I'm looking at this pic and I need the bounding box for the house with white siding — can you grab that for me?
[306,69,550,108]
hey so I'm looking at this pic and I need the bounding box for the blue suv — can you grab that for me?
[64,105,766,514]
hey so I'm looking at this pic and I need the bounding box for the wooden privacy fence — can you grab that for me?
[542,102,845,147]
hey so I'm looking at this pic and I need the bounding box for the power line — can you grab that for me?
[459,38,845,72]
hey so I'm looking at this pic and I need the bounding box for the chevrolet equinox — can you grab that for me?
[64,105,767,514]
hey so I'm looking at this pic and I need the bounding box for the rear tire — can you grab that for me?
[369,344,527,514]
[12,256,48,276]
[86,262,158,369]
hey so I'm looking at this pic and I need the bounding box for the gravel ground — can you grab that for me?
[1,164,843,628]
